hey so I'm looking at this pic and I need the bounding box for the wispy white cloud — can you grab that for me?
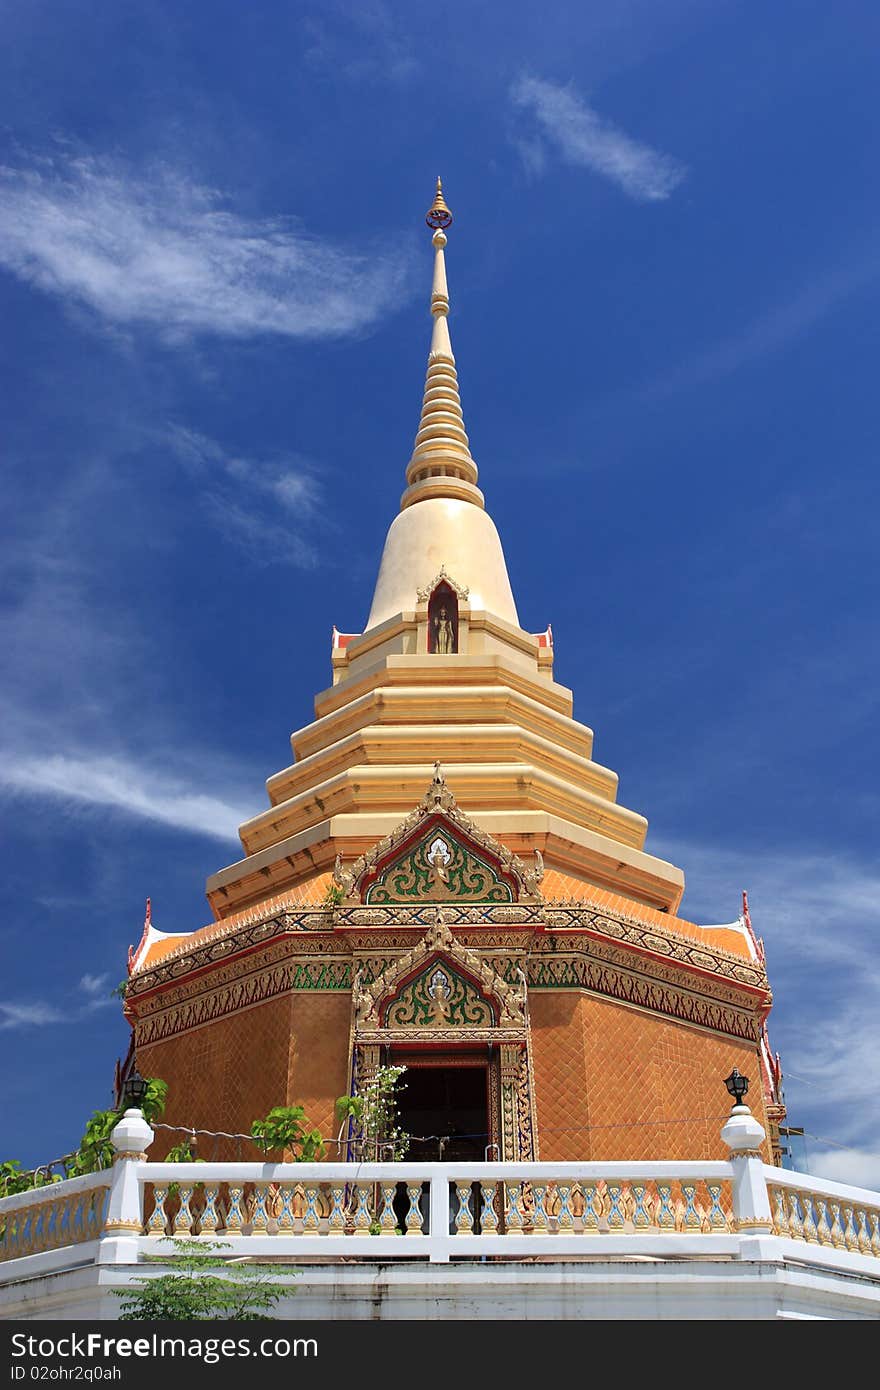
[0,752,250,842]
[166,426,325,566]
[0,977,121,1031]
[511,75,686,201]
[0,1002,66,1031]
[0,153,408,341]
[79,973,109,997]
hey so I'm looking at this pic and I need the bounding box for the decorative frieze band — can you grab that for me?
[133,936,761,1051]
[128,900,767,1002]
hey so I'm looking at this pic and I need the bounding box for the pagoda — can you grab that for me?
[124,182,785,1165]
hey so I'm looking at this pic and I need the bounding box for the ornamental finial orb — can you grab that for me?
[426,176,453,230]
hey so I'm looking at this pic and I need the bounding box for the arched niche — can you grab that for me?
[428,581,458,654]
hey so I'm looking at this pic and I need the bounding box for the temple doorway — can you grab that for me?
[397,1064,490,1162]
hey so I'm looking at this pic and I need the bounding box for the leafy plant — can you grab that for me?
[250,1106,326,1161]
[65,1077,169,1178]
[336,1064,409,1161]
[165,1138,197,1164]
[0,1160,61,1200]
[115,1239,298,1321]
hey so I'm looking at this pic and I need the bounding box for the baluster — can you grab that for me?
[771,1187,789,1236]
[868,1211,880,1258]
[856,1208,871,1256]
[91,1190,106,1239]
[815,1198,832,1246]
[606,1183,625,1229]
[505,1183,524,1231]
[58,1196,71,1246]
[353,1183,372,1232]
[580,1183,599,1232]
[786,1191,804,1241]
[655,1183,675,1231]
[148,1185,169,1236]
[454,1182,474,1234]
[531,1183,549,1234]
[302,1185,320,1233]
[403,1184,423,1235]
[829,1202,845,1249]
[225,1187,243,1233]
[631,1184,651,1229]
[555,1184,573,1232]
[801,1194,818,1244]
[706,1183,728,1230]
[199,1185,219,1235]
[250,1185,269,1235]
[681,1183,700,1230]
[276,1185,295,1232]
[174,1185,194,1235]
[32,1206,46,1254]
[379,1184,398,1233]
[842,1205,858,1252]
[480,1182,499,1234]
[328,1184,346,1234]
[45,1203,58,1249]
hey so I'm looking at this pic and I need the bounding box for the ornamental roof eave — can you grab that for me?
[123,892,771,1006]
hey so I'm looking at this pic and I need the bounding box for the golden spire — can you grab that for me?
[400,179,483,512]
[426,176,453,230]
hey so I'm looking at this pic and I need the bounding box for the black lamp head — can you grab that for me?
[724,1068,750,1107]
[122,1068,149,1111]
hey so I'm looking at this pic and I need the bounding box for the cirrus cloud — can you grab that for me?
[0,152,408,341]
[511,75,686,202]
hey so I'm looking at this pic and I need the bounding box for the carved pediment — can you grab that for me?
[353,908,526,1034]
[333,764,544,906]
[416,566,469,605]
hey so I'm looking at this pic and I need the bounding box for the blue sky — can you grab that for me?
[1,1,878,1187]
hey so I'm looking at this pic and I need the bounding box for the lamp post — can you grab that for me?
[101,1070,156,1254]
[720,1070,773,1240]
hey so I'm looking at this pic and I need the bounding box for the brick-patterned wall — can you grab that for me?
[287,993,352,1147]
[527,992,592,1160]
[137,992,351,1159]
[531,991,771,1162]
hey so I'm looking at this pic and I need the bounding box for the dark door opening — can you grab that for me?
[393,1064,491,1234]
[398,1065,489,1162]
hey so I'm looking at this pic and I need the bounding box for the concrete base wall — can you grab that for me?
[3,1259,879,1322]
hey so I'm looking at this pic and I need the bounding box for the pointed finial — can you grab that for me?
[426,176,453,230]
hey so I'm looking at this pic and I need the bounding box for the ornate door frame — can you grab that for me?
[349,911,537,1161]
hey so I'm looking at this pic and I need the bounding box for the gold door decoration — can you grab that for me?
[349,910,538,1161]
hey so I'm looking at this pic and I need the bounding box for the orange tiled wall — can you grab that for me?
[530,991,770,1161]
[136,993,351,1158]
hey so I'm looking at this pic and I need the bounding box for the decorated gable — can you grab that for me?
[333,764,544,906]
[364,821,515,904]
[382,958,497,1028]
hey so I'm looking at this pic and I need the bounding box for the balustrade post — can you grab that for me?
[720,1102,774,1253]
[428,1172,451,1263]
[96,1108,155,1265]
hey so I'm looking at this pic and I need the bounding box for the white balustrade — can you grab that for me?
[2,1105,880,1282]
